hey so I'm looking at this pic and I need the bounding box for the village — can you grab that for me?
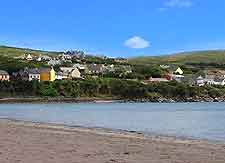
[0,52,131,82]
[1,51,225,88]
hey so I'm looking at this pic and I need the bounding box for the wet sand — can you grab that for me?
[0,119,225,163]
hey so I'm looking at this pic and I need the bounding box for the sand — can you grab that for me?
[0,119,225,163]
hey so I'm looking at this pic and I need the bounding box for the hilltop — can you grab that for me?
[129,50,225,65]
[0,45,61,57]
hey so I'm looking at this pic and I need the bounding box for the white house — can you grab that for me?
[27,68,40,81]
[160,65,170,69]
[206,78,225,86]
[0,70,10,81]
[26,54,33,61]
[48,60,62,66]
[56,72,63,80]
[196,76,205,86]
[171,74,185,82]
[36,57,42,62]
[175,67,184,75]
[196,74,225,86]
[36,55,42,62]
[73,64,86,70]
[42,55,52,61]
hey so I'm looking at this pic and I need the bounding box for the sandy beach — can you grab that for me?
[0,119,225,163]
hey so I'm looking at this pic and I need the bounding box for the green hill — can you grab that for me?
[2,46,225,66]
[129,50,225,65]
[0,45,61,57]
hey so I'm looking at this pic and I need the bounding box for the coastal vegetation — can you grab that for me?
[1,79,225,102]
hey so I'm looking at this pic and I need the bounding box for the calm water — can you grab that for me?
[0,102,225,141]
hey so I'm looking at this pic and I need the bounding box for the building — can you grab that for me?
[196,70,225,86]
[175,67,184,75]
[205,70,225,79]
[48,60,62,66]
[26,54,33,61]
[196,76,205,86]
[205,78,225,86]
[59,54,72,61]
[70,68,81,79]
[87,64,105,74]
[36,55,42,62]
[104,64,115,73]
[27,68,40,81]
[60,67,74,73]
[40,67,56,81]
[73,64,88,75]
[172,74,185,82]
[56,72,63,80]
[211,78,225,86]
[148,77,170,83]
[56,71,70,80]
[41,55,52,61]
[12,68,40,81]
[59,67,81,79]
[114,57,128,64]
[195,72,225,86]
[12,69,29,81]
[0,70,10,81]
[160,65,170,69]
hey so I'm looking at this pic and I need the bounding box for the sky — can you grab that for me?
[0,0,225,57]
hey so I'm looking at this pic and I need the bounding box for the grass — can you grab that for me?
[0,45,61,57]
[129,50,225,65]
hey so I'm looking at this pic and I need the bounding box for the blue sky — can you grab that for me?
[0,0,225,57]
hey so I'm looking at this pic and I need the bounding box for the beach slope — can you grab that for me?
[0,119,225,163]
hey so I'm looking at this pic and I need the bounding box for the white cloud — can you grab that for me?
[124,36,150,49]
[159,0,193,11]
[166,0,193,7]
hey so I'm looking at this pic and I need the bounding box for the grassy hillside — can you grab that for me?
[2,45,225,67]
[129,50,225,65]
[0,45,61,57]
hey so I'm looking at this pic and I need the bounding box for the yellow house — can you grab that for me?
[40,67,56,81]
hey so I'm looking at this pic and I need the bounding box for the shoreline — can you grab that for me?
[0,97,224,104]
[1,118,225,162]
[0,97,124,104]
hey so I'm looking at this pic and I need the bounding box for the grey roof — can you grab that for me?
[214,77,225,82]
[88,64,104,72]
[197,76,204,80]
[27,68,40,74]
[39,67,52,73]
[56,71,67,75]
[0,70,9,75]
